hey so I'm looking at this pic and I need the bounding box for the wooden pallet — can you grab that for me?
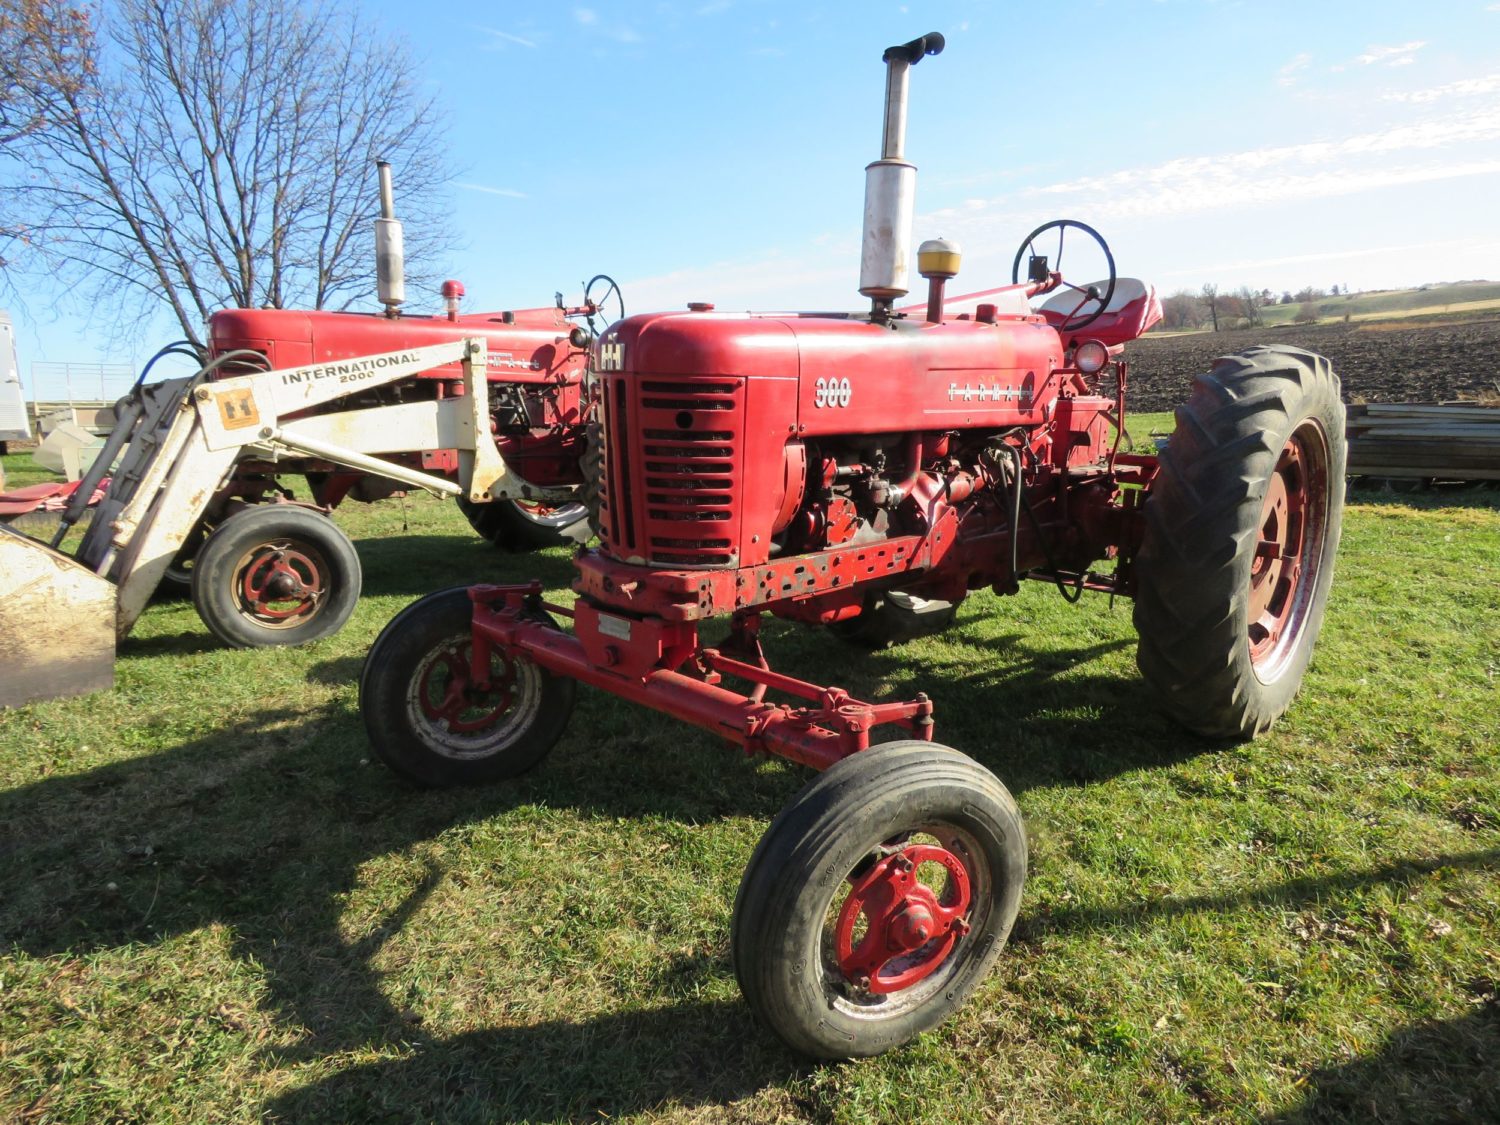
[1346,401,1500,480]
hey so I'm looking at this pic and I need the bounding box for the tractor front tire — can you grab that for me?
[191,505,361,648]
[1134,345,1345,739]
[732,741,1026,1059]
[458,496,591,551]
[360,587,576,787]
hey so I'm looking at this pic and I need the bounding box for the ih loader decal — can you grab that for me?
[214,388,261,430]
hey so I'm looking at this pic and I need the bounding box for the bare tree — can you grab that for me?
[1200,282,1220,332]
[1160,289,1205,331]
[3,0,452,348]
[1234,285,1263,329]
[0,0,94,266]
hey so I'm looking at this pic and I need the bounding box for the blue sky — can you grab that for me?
[10,0,1500,391]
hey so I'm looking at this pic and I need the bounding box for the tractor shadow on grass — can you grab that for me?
[350,533,580,600]
[1261,1003,1500,1123]
[0,694,808,1061]
[262,992,801,1124]
[751,614,1220,794]
[1013,847,1500,946]
[260,846,1500,1123]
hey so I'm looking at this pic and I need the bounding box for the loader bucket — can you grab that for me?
[0,523,116,708]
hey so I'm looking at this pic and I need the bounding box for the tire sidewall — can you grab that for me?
[735,744,1025,1058]
[1135,346,1346,738]
[360,587,575,787]
[191,505,361,648]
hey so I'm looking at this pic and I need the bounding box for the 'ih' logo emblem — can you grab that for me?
[596,340,625,371]
[215,389,260,430]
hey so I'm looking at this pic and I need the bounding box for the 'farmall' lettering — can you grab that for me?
[486,353,543,371]
[947,382,1029,404]
[278,351,422,387]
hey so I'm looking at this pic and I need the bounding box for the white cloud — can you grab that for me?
[573,7,641,44]
[1277,52,1312,87]
[455,182,528,199]
[918,108,1500,235]
[697,0,731,14]
[1154,238,1496,280]
[475,26,537,49]
[1355,41,1427,66]
[1383,73,1500,103]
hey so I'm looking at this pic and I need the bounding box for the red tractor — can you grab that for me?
[359,34,1345,1058]
[167,162,620,648]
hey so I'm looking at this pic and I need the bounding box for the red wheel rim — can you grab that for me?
[834,842,973,995]
[415,644,516,735]
[402,629,546,761]
[1247,420,1330,682]
[231,537,328,628]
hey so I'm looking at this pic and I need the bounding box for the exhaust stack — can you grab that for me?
[375,160,405,317]
[859,32,944,317]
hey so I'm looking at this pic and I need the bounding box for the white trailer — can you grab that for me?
[0,310,31,454]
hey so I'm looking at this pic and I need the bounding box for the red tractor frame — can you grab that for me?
[359,34,1345,1058]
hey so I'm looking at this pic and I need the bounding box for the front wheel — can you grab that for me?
[731,741,1026,1059]
[1134,345,1345,739]
[360,586,576,787]
[190,505,361,647]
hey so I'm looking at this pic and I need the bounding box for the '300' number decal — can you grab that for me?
[813,376,852,408]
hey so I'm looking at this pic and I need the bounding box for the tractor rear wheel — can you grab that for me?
[1134,345,1345,739]
[191,505,361,648]
[731,741,1025,1059]
[360,586,576,787]
[458,496,591,551]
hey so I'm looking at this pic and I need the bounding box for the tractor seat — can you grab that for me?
[1039,277,1162,346]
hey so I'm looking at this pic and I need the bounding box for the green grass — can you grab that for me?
[1,448,1497,1122]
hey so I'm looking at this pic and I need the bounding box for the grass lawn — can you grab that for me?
[1,437,1497,1123]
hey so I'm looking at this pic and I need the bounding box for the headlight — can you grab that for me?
[1074,339,1110,375]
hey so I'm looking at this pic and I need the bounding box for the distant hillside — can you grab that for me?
[1255,280,1500,327]
[1152,281,1500,334]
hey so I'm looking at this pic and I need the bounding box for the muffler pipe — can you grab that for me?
[375,160,405,317]
[859,32,944,312]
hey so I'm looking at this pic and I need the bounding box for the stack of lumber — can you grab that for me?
[1345,401,1500,481]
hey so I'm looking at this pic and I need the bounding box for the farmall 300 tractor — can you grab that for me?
[360,34,1345,1058]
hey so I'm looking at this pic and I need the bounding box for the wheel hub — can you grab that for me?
[835,844,971,994]
[237,539,326,624]
[417,645,517,735]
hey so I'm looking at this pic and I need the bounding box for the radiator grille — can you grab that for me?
[599,375,744,567]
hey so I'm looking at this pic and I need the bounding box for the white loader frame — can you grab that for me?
[0,337,568,707]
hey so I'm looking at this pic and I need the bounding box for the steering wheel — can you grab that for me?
[583,273,625,331]
[1010,219,1116,332]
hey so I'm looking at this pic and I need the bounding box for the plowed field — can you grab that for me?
[1124,315,1500,412]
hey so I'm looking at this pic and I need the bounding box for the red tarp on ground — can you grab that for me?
[0,478,110,517]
